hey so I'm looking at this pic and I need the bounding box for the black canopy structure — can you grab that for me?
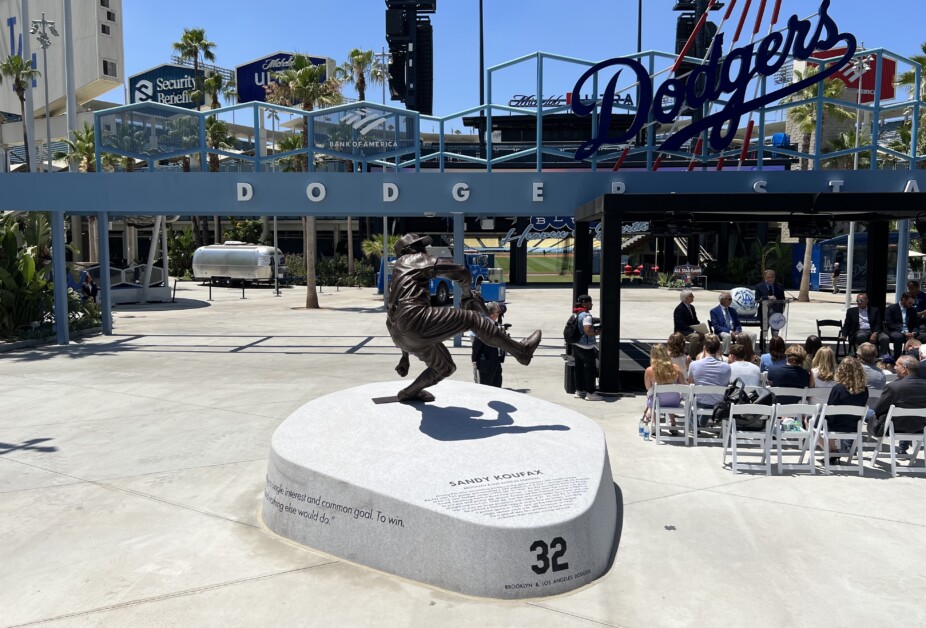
[574,192,925,394]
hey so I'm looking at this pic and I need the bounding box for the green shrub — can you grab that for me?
[167,227,197,278]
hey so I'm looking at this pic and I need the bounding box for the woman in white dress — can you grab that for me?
[809,346,837,404]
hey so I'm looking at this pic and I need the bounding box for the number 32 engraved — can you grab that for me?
[530,537,569,574]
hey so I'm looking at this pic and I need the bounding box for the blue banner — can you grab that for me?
[235,52,330,104]
[128,64,198,109]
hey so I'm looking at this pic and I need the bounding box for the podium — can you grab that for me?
[758,299,792,352]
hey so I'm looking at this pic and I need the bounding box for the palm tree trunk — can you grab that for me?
[798,237,814,302]
[213,216,221,243]
[347,216,354,275]
[191,216,203,248]
[800,133,811,171]
[305,216,319,308]
[88,216,98,263]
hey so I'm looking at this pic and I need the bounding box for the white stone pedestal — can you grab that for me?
[262,380,619,599]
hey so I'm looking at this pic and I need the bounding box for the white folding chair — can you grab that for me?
[723,403,776,475]
[806,386,835,406]
[871,407,926,477]
[818,405,868,476]
[652,384,691,446]
[690,385,729,447]
[774,403,821,474]
[767,387,808,405]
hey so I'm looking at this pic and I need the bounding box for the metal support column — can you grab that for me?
[51,211,69,344]
[140,216,162,303]
[866,221,889,312]
[599,210,621,394]
[97,211,112,335]
[453,211,464,348]
[573,220,592,302]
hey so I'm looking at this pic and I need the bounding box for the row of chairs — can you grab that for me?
[650,384,926,476]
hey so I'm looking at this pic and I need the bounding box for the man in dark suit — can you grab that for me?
[709,292,753,354]
[843,292,890,355]
[673,289,704,359]
[869,356,926,452]
[755,269,786,340]
[471,301,505,387]
[884,292,921,358]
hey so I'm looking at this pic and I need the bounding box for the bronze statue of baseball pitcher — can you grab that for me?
[386,234,542,402]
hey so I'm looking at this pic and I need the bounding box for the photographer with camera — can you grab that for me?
[472,301,506,388]
[572,295,603,401]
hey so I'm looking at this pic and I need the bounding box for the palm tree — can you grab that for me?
[892,43,926,168]
[172,28,217,245]
[54,122,96,173]
[336,49,385,275]
[171,28,215,110]
[198,71,226,110]
[826,129,871,169]
[338,48,385,102]
[106,124,147,173]
[205,117,235,242]
[784,67,855,301]
[272,54,344,309]
[0,54,41,173]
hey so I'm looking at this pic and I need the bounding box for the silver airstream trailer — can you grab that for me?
[192,242,286,283]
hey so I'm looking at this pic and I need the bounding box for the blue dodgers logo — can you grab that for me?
[571,0,856,160]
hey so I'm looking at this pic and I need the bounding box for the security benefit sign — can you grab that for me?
[235,51,332,104]
[128,64,198,109]
[312,105,418,160]
[570,0,857,159]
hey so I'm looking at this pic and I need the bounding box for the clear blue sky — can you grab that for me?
[107,0,926,120]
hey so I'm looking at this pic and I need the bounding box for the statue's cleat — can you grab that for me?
[397,389,436,403]
[515,330,542,366]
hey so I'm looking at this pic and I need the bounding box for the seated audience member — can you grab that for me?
[856,342,886,390]
[688,334,731,425]
[821,357,870,466]
[809,346,837,403]
[803,335,823,370]
[868,356,926,450]
[904,337,922,359]
[709,292,753,355]
[728,344,760,386]
[907,279,926,317]
[877,354,896,375]
[842,292,890,355]
[885,292,921,358]
[759,336,787,373]
[673,289,705,359]
[735,334,760,366]
[667,332,691,381]
[644,344,686,432]
[768,345,815,404]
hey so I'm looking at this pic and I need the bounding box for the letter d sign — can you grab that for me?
[383,182,399,202]
[237,183,253,202]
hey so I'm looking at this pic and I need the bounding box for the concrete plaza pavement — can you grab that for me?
[1,281,924,627]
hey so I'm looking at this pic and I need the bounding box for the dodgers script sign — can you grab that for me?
[571,0,856,159]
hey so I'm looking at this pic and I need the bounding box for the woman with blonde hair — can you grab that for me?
[821,357,869,466]
[644,344,686,432]
[809,346,837,403]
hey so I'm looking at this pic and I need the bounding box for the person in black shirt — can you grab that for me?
[822,357,870,466]
[471,301,505,388]
[767,345,815,404]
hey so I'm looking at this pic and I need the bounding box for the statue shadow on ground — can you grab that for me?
[417,400,570,441]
